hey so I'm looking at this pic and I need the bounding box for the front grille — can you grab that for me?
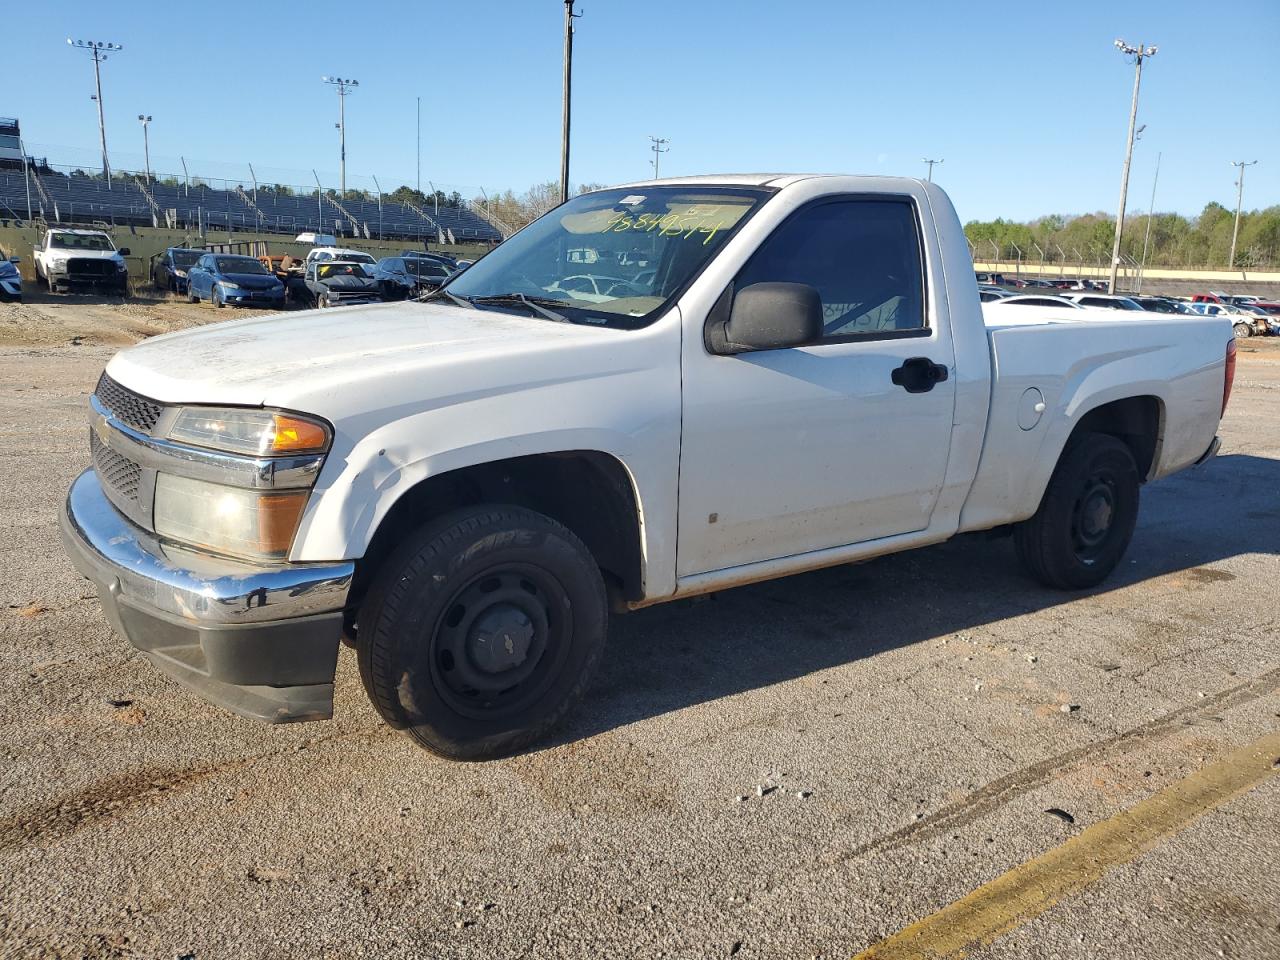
[67,258,116,278]
[90,431,142,502]
[95,373,163,434]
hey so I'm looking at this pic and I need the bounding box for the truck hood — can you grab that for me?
[105,300,631,415]
[50,249,122,260]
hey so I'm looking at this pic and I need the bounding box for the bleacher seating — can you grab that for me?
[0,168,502,243]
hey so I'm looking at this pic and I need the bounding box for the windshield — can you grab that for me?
[318,263,370,280]
[50,232,113,251]
[322,251,375,264]
[406,260,451,278]
[172,249,202,267]
[216,257,268,275]
[445,185,772,327]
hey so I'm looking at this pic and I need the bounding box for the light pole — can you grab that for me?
[1107,39,1157,294]
[922,157,944,181]
[137,115,152,184]
[416,96,421,196]
[1138,150,1161,293]
[648,136,670,179]
[322,76,358,198]
[1229,160,1258,269]
[68,39,123,189]
[560,0,580,204]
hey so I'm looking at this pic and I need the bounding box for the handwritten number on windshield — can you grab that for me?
[605,211,728,245]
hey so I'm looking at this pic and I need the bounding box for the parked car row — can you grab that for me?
[981,283,1280,339]
[154,244,467,310]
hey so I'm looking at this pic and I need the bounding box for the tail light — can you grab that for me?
[1222,339,1237,416]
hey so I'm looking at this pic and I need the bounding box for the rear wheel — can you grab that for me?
[357,504,608,761]
[1014,433,1140,590]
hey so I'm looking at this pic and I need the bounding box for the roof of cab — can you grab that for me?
[607,173,932,192]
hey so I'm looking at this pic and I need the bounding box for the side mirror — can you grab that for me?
[119,247,131,256]
[707,282,824,355]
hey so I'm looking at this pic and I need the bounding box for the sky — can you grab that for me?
[4,0,1277,223]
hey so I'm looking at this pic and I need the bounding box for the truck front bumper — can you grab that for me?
[60,469,354,723]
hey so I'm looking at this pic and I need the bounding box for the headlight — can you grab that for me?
[175,269,187,278]
[154,474,309,560]
[167,407,331,456]
[220,280,242,291]
[51,257,68,268]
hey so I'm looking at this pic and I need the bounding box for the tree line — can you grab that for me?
[964,203,1280,270]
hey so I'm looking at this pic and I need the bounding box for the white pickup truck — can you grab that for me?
[34,227,130,294]
[61,175,1234,760]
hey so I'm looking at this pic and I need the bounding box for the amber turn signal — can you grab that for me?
[270,414,330,454]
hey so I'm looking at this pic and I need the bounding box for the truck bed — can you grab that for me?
[959,309,1230,533]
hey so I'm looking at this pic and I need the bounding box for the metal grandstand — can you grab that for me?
[0,161,506,245]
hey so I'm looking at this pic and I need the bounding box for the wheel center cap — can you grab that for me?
[1082,491,1113,537]
[468,604,535,674]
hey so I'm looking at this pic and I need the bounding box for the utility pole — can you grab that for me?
[560,1,579,204]
[137,115,152,184]
[313,170,323,233]
[1107,39,1157,294]
[922,157,943,181]
[648,136,670,179]
[1229,160,1258,269]
[1138,151,1161,293]
[322,76,358,198]
[68,39,123,190]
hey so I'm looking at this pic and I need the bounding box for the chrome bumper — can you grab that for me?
[60,469,354,722]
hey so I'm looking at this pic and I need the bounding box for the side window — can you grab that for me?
[735,199,925,339]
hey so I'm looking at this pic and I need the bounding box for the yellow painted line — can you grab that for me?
[852,730,1280,960]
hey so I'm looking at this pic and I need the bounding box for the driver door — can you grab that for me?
[677,197,957,578]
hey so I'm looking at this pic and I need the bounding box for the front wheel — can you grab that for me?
[357,505,608,761]
[1233,322,1252,340]
[317,292,332,309]
[1014,433,1140,590]
[212,286,225,309]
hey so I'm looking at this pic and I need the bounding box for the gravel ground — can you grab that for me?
[0,302,1277,959]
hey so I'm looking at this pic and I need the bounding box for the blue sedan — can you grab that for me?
[186,253,286,309]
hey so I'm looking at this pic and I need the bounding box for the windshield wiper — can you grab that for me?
[422,287,476,309]
[469,293,570,323]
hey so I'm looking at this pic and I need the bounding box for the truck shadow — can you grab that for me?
[555,452,1280,748]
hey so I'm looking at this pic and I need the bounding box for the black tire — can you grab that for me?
[357,504,608,761]
[317,292,332,309]
[1014,433,1140,590]
[1233,322,1252,340]
[213,286,225,308]
[187,285,199,303]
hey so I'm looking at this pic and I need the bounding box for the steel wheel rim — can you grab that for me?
[426,563,572,720]
[1071,470,1117,563]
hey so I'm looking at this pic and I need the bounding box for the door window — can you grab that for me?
[734,199,926,340]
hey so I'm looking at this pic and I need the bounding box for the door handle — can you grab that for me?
[891,357,949,394]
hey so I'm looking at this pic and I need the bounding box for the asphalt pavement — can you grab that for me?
[1,335,1277,960]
